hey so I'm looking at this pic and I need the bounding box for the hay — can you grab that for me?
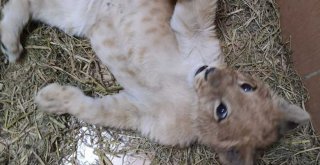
[0,0,319,164]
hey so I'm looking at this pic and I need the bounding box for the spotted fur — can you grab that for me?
[0,0,310,164]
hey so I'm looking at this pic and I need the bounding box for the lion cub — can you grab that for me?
[0,0,310,164]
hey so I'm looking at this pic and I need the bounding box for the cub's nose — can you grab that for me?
[204,67,216,80]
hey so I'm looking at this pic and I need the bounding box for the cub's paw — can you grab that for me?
[0,36,23,63]
[35,83,84,115]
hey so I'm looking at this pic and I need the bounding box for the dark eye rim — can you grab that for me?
[216,102,228,122]
[240,83,256,92]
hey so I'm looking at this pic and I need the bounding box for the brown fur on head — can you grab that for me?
[193,67,310,165]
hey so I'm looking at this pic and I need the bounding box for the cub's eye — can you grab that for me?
[216,103,228,122]
[240,83,255,92]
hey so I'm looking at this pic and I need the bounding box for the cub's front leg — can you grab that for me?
[0,0,30,62]
[36,83,142,130]
[170,0,224,67]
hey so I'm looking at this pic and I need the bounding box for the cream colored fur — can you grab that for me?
[0,0,310,164]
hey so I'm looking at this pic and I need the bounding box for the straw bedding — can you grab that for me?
[0,0,319,164]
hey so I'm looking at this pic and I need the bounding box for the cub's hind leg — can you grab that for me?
[1,0,110,62]
[35,83,142,130]
[0,0,31,62]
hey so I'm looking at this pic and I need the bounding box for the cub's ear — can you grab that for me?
[275,97,310,134]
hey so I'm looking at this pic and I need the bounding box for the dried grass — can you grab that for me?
[0,0,319,164]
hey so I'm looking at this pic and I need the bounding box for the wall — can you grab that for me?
[277,0,320,134]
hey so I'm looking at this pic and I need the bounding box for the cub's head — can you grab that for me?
[193,66,310,165]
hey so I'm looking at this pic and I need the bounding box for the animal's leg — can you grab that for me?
[0,0,30,62]
[170,0,225,67]
[1,0,110,62]
[171,0,218,36]
[35,83,142,130]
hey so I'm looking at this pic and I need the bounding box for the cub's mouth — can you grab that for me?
[195,65,208,76]
[195,65,216,80]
